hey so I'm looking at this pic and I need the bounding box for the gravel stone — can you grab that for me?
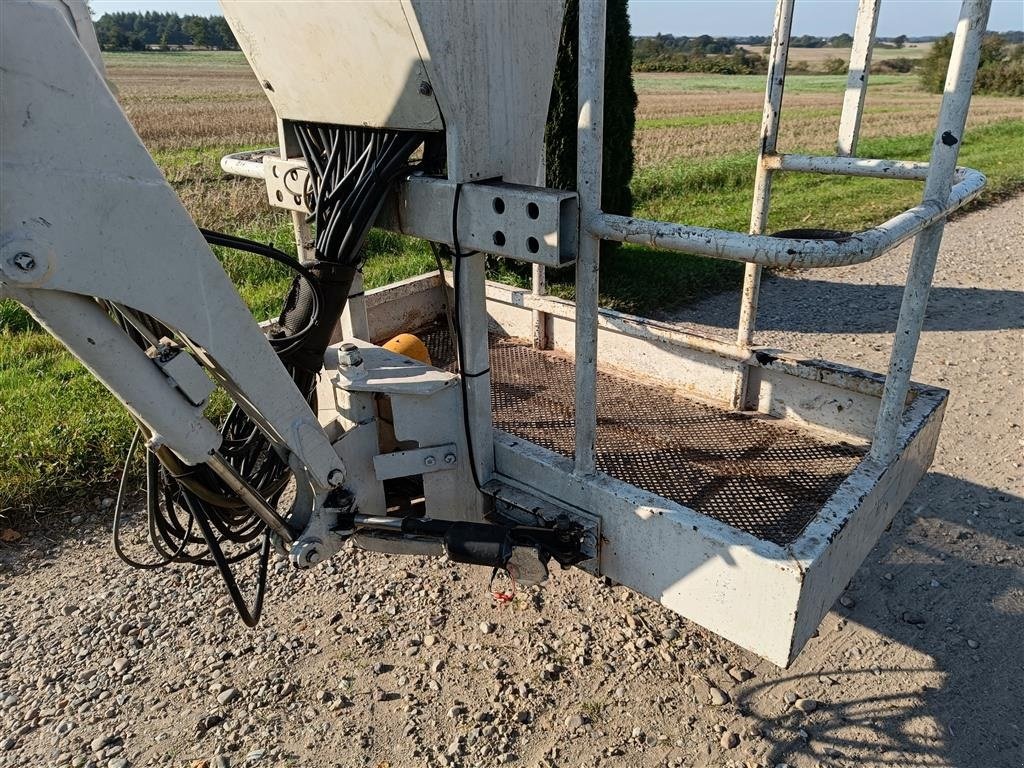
[793,698,819,713]
[720,731,739,749]
[216,688,238,705]
[708,687,729,706]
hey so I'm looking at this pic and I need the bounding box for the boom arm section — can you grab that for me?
[1,5,344,520]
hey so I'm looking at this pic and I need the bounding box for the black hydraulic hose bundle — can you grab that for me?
[111,125,427,625]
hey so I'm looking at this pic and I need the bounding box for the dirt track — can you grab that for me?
[1,197,1022,768]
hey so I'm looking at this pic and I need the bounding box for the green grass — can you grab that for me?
[633,120,1024,233]
[636,105,909,131]
[633,72,910,94]
[102,50,250,68]
[0,333,136,511]
[2,120,1022,515]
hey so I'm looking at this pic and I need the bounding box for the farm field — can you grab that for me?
[1,50,1022,511]
[740,40,935,62]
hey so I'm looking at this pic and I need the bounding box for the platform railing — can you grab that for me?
[572,0,992,475]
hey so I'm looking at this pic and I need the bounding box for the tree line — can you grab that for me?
[93,12,238,51]
[631,32,902,73]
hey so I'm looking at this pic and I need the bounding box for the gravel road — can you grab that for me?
[1,197,1022,768]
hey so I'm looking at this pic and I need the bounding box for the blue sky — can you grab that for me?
[89,1,1023,36]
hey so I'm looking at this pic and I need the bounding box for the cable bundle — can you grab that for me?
[111,124,427,624]
[293,124,426,268]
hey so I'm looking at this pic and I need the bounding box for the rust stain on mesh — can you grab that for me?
[421,327,864,546]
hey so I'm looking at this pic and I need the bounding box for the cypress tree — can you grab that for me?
[545,0,637,229]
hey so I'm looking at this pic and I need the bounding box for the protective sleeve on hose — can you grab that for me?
[276,260,357,375]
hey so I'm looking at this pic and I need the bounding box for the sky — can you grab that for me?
[89,0,1024,36]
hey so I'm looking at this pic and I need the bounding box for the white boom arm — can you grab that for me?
[1,2,346,554]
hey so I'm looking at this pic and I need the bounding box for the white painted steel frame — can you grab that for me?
[353,272,949,664]
[871,0,991,462]
[574,0,606,475]
[572,0,990,473]
[838,0,882,157]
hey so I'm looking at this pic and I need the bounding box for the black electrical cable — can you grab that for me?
[112,124,429,627]
[449,183,486,493]
[198,228,323,356]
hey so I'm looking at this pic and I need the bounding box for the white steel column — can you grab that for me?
[458,252,496,490]
[837,0,882,156]
[732,0,795,410]
[574,0,607,475]
[871,0,991,463]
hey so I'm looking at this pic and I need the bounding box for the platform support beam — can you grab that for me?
[456,252,496,493]
[574,0,606,475]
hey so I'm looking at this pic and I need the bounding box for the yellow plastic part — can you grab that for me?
[383,333,432,366]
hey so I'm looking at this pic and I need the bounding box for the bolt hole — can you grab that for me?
[275,190,284,202]
[492,231,506,247]
[526,202,540,220]
[526,237,540,254]
[492,197,505,214]
[293,195,302,206]
[272,165,280,178]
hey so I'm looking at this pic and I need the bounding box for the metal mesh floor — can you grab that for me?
[420,327,865,546]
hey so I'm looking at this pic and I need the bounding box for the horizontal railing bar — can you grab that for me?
[590,166,984,270]
[223,151,986,272]
[764,153,938,180]
[220,153,266,179]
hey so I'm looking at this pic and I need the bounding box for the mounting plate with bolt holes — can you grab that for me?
[223,151,579,268]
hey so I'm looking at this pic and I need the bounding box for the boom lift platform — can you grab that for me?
[0,0,992,666]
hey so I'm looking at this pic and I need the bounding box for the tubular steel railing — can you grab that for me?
[570,0,992,474]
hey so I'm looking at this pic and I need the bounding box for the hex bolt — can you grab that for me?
[424,456,437,467]
[337,342,363,368]
[443,453,456,465]
[12,252,35,271]
[327,468,345,487]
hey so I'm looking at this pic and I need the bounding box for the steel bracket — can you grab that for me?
[483,477,600,563]
[373,443,458,481]
[226,151,579,267]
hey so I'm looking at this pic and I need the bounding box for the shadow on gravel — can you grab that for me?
[673,276,1024,335]
[744,472,1023,768]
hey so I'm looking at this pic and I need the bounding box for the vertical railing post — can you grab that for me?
[574,0,606,475]
[837,0,881,157]
[531,263,549,349]
[871,0,991,463]
[731,0,795,410]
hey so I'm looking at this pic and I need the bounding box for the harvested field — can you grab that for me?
[634,73,1023,165]
[740,41,935,63]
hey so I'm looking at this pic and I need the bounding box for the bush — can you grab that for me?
[920,33,1024,96]
[546,0,637,223]
[871,57,917,74]
[822,57,848,75]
